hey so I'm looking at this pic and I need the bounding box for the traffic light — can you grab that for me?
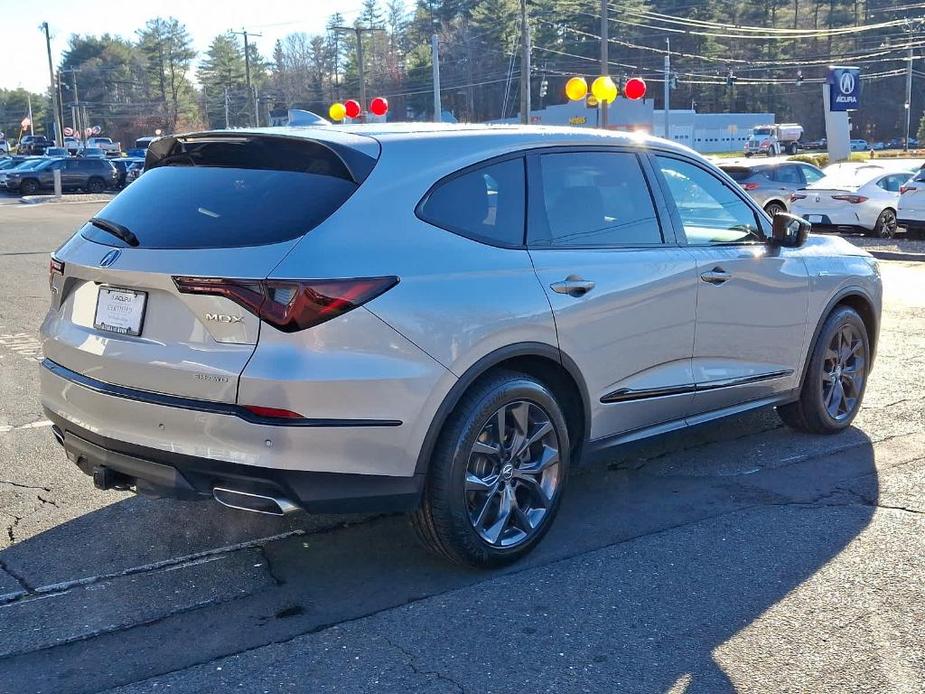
[669,72,679,90]
[539,79,548,98]
[796,69,804,86]
[726,69,736,87]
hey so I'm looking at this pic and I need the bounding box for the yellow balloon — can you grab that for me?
[329,102,347,121]
[591,75,618,104]
[565,76,588,101]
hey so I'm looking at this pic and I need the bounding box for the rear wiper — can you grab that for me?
[89,217,139,247]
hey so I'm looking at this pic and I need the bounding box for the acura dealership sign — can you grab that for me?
[828,66,861,112]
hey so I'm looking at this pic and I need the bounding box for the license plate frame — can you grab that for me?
[806,214,824,224]
[94,286,148,337]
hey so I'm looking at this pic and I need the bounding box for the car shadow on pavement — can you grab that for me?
[0,414,878,693]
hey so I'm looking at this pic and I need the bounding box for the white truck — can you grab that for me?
[744,123,804,157]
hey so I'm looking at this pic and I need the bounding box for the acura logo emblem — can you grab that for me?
[99,249,121,267]
[839,72,855,95]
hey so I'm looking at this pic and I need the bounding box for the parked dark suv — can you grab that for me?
[3,157,118,195]
[18,135,52,155]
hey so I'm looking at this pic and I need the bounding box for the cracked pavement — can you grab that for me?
[0,202,923,693]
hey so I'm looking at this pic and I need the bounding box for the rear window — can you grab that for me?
[914,168,925,183]
[81,137,361,249]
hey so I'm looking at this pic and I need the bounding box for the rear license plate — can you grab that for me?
[94,287,147,336]
[806,215,824,223]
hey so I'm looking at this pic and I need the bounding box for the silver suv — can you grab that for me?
[720,161,824,217]
[40,125,882,567]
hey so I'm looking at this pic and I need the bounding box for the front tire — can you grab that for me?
[412,371,570,567]
[19,179,38,195]
[777,306,869,434]
[87,177,105,194]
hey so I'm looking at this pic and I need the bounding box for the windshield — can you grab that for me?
[753,128,772,136]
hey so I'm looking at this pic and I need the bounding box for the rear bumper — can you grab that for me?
[47,409,423,512]
[898,217,925,230]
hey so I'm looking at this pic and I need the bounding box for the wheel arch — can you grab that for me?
[799,287,879,390]
[414,342,591,475]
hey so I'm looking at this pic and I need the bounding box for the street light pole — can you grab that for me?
[664,38,671,140]
[431,33,442,122]
[905,45,914,152]
[600,0,608,129]
[519,0,531,125]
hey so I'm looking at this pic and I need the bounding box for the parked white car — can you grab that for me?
[897,166,925,238]
[791,165,915,237]
[849,139,870,152]
[86,136,121,157]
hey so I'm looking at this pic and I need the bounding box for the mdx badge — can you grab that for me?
[205,313,244,323]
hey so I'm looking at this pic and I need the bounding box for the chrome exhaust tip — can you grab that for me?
[212,487,300,516]
[51,425,65,446]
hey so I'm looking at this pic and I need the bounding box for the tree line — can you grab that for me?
[4,0,924,147]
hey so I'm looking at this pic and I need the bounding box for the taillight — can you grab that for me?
[790,193,807,202]
[173,276,399,332]
[49,256,64,289]
[831,194,868,204]
[900,185,916,194]
[743,182,760,191]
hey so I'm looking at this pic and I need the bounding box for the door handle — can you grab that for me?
[700,267,731,285]
[550,275,596,297]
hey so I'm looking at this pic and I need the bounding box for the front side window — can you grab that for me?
[531,151,661,247]
[419,158,525,247]
[655,156,763,245]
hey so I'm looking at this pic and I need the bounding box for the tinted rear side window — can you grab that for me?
[721,167,754,182]
[419,158,526,247]
[81,137,359,249]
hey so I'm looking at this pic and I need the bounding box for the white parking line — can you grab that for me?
[0,420,53,434]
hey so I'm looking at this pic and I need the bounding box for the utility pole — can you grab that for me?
[332,24,384,121]
[663,38,671,140]
[431,34,442,122]
[224,87,230,128]
[41,22,64,146]
[27,94,34,136]
[600,0,608,129]
[232,29,262,127]
[905,45,914,152]
[519,0,531,124]
[62,68,82,145]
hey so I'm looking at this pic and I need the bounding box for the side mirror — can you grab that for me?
[770,212,810,248]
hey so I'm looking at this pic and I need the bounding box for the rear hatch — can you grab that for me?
[43,130,378,403]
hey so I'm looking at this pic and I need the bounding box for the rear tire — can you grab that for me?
[872,208,897,238]
[777,306,869,434]
[412,371,570,568]
[87,177,105,194]
[764,201,786,218]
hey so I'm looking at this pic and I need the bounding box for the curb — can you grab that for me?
[868,250,925,262]
[19,194,113,206]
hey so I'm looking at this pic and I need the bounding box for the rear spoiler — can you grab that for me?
[145,131,379,185]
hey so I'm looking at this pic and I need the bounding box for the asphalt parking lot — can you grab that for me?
[0,201,923,693]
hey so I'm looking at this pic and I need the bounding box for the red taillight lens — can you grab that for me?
[242,405,304,420]
[831,194,868,204]
[742,182,760,191]
[49,257,64,289]
[900,185,916,194]
[790,193,807,202]
[173,276,399,332]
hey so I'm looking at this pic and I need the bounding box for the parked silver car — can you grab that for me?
[40,125,882,567]
[720,160,824,217]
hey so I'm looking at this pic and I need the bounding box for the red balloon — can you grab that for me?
[624,77,647,100]
[370,96,389,116]
[344,99,361,119]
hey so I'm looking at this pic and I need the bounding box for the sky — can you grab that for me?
[3,0,370,93]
